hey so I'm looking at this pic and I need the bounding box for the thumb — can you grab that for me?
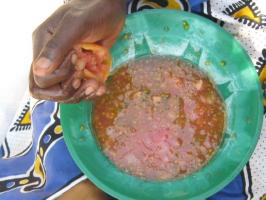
[33,14,84,77]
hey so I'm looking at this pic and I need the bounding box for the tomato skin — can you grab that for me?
[74,43,112,82]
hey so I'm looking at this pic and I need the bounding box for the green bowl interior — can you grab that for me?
[60,10,263,200]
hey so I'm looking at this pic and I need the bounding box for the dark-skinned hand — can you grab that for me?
[29,0,125,103]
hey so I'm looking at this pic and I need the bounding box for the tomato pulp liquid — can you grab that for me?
[93,56,225,180]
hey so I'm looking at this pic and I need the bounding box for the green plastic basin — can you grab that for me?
[60,10,263,200]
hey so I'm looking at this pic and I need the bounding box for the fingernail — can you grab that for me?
[35,57,51,69]
[75,59,86,71]
[85,86,94,96]
[96,86,106,96]
[72,79,81,89]
[71,54,78,65]
[85,92,95,100]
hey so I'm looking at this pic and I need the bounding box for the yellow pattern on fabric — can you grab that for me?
[33,155,46,184]
[9,101,31,132]
[19,179,29,185]
[259,65,266,106]
[232,6,261,24]
[39,147,44,157]
[54,125,63,134]
[223,0,265,29]
[259,65,266,83]
[261,194,266,200]
[164,0,182,9]
[20,110,31,125]
[0,103,64,193]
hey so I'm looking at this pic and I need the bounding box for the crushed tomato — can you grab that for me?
[74,43,112,83]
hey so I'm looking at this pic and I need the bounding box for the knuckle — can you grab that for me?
[41,40,60,60]
[34,77,48,89]
[46,39,59,51]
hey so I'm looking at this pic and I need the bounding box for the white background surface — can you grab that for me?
[0,0,62,145]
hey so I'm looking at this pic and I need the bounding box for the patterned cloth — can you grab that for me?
[0,0,265,199]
